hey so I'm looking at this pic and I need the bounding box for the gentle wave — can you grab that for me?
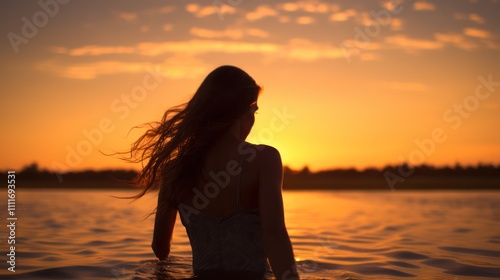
[0,190,499,279]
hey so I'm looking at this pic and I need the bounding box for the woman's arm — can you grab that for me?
[258,146,299,279]
[151,187,177,261]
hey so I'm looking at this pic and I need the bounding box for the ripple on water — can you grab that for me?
[383,250,429,260]
[350,235,384,241]
[295,259,416,278]
[387,261,420,269]
[487,235,500,244]
[17,251,47,259]
[335,244,391,253]
[83,240,109,246]
[321,256,376,263]
[438,246,500,258]
[5,189,499,280]
[7,266,115,280]
[120,237,143,243]
[342,262,415,277]
[76,249,97,256]
[42,219,65,229]
[399,238,432,246]
[382,225,405,232]
[41,256,65,262]
[453,227,473,233]
[90,228,110,233]
[422,258,500,278]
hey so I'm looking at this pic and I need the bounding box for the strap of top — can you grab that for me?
[236,154,246,209]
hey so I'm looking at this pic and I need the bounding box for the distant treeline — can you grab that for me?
[2,162,500,190]
[283,164,500,190]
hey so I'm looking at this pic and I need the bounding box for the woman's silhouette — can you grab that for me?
[125,65,298,279]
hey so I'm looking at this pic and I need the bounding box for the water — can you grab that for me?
[1,189,499,279]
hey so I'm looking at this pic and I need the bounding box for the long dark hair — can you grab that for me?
[121,65,261,215]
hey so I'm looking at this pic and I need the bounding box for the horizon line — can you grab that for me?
[3,161,500,174]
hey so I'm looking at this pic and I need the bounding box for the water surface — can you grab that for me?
[1,189,499,279]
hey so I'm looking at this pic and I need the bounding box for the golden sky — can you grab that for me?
[1,0,499,172]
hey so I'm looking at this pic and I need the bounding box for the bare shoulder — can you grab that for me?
[251,144,282,172]
[257,145,281,160]
[238,142,280,161]
[240,143,281,160]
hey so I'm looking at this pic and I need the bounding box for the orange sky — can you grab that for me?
[1,0,499,172]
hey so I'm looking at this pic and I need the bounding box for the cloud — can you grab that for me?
[163,24,173,31]
[464,28,491,39]
[133,38,341,62]
[142,6,175,15]
[117,12,137,22]
[296,16,315,24]
[455,12,485,24]
[39,60,153,80]
[246,5,278,21]
[190,27,244,39]
[341,39,382,52]
[45,39,349,79]
[39,56,207,80]
[357,12,375,26]
[329,9,357,22]
[189,27,270,39]
[330,4,341,13]
[279,1,331,13]
[281,2,300,12]
[484,41,500,50]
[186,3,236,18]
[354,11,400,28]
[117,6,175,22]
[385,35,443,50]
[390,18,403,31]
[413,1,436,11]
[138,40,280,56]
[434,33,478,50]
[434,33,464,44]
[381,0,403,12]
[469,13,485,24]
[186,3,199,13]
[286,38,344,61]
[245,28,270,38]
[60,46,136,56]
[53,40,279,57]
[159,55,209,79]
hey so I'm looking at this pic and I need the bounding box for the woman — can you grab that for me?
[125,65,298,279]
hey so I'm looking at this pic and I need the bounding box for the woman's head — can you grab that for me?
[121,65,260,208]
[185,65,260,138]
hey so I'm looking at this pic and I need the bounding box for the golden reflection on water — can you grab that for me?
[0,189,499,279]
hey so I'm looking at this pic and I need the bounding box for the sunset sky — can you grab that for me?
[1,0,499,173]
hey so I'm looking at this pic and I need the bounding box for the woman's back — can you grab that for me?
[178,140,269,276]
[127,66,299,279]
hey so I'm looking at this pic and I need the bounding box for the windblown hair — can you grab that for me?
[122,65,260,215]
